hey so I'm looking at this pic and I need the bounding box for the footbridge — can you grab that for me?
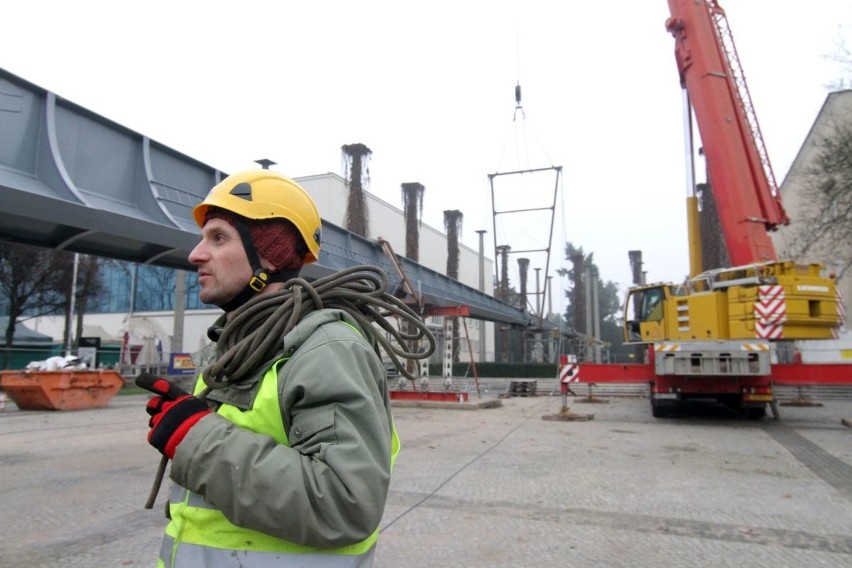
[0,68,527,326]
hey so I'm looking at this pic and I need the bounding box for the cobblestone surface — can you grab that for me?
[1,392,850,567]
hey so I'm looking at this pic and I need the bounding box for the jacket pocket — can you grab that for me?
[289,406,336,452]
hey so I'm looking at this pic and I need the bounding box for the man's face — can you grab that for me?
[188,217,252,307]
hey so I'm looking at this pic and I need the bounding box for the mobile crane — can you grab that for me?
[574,0,848,418]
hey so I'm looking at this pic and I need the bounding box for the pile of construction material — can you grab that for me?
[506,380,537,397]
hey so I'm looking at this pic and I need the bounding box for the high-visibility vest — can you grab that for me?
[158,356,400,568]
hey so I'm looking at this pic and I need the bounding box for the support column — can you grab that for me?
[443,317,454,378]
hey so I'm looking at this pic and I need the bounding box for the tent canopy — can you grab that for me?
[0,317,55,346]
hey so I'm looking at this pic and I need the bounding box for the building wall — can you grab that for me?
[772,90,852,330]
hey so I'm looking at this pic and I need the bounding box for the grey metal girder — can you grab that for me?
[0,67,528,326]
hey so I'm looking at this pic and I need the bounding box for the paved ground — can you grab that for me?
[1,389,851,567]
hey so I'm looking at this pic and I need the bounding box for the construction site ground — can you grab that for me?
[1,382,851,567]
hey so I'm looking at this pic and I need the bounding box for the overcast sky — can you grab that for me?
[2,1,850,314]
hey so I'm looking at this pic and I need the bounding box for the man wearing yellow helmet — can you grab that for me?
[136,170,398,567]
[190,169,322,312]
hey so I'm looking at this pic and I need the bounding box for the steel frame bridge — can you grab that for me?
[0,67,527,326]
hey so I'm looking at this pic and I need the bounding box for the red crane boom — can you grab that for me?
[665,0,788,265]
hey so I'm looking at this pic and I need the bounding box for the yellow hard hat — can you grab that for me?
[193,170,321,264]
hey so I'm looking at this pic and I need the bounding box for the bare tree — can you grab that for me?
[136,265,180,311]
[341,143,372,238]
[559,242,625,362]
[826,24,851,91]
[786,115,852,278]
[566,246,587,335]
[0,243,71,367]
[68,255,104,349]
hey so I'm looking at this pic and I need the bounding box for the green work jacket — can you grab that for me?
[161,309,399,567]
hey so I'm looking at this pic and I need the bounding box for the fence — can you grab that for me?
[1,345,133,375]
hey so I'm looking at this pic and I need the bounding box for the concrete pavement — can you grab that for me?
[1,391,851,567]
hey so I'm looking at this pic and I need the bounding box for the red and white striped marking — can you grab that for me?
[559,363,579,384]
[756,285,786,339]
[835,289,846,339]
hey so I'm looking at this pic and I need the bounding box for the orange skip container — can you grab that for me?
[0,370,125,410]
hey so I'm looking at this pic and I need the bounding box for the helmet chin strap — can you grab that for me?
[218,220,299,313]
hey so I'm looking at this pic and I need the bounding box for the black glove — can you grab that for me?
[136,373,211,459]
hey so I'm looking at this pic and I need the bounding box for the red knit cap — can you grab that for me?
[206,210,305,271]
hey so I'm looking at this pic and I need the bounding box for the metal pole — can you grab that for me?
[476,230,486,292]
[172,270,186,354]
[583,266,597,363]
[476,229,487,364]
[592,272,601,362]
[534,268,542,322]
[129,264,137,318]
[65,253,80,355]
[547,275,553,316]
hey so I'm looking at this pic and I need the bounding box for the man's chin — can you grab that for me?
[198,292,220,306]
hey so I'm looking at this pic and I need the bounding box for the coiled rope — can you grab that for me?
[145,265,434,508]
[202,264,435,388]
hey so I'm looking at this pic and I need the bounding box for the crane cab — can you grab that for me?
[623,263,842,345]
[623,284,688,343]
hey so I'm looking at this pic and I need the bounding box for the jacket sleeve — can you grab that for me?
[169,315,393,548]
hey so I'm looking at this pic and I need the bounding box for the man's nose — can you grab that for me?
[188,242,207,265]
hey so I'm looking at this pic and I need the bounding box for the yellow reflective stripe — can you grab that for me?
[192,377,206,396]
[177,506,379,555]
[390,419,400,469]
[213,359,289,444]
